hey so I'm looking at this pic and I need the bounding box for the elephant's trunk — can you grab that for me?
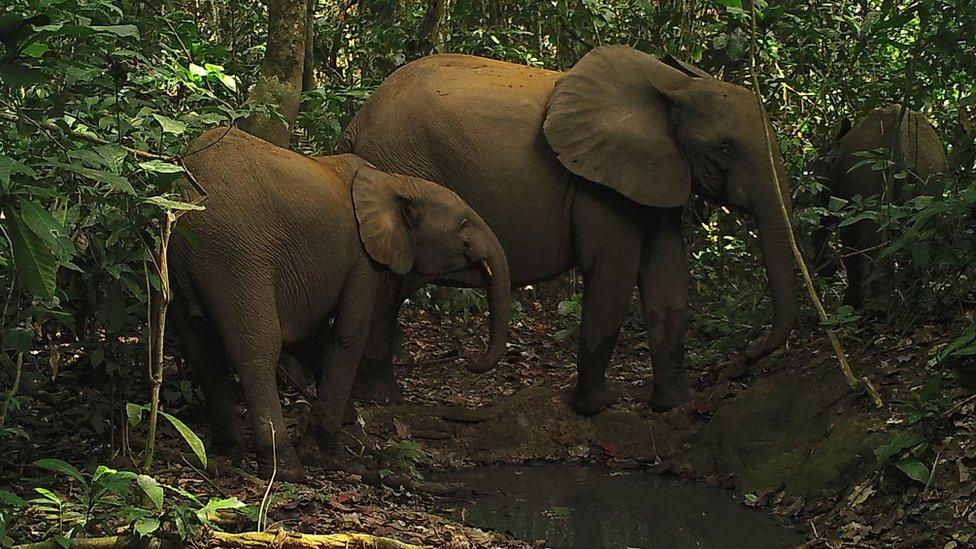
[466,226,511,373]
[739,165,798,366]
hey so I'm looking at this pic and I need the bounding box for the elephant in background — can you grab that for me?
[811,104,948,308]
[170,127,510,481]
[339,46,798,416]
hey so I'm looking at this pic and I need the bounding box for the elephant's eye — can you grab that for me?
[718,143,734,157]
[459,218,470,230]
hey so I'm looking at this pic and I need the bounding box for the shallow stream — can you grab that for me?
[433,463,802,549]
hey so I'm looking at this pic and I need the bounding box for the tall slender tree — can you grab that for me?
[240,0,309,147]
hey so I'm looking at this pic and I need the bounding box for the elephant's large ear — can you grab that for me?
[543,45,693,208]
[833,117,853,142]
[352,165,418,275]
[662,53,712,79]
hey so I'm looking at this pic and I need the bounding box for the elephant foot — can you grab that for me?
[298,431,343,467]
[570,382,620,416]
[351,367,405,404]
[257,445,306,483]
[648,381,692,413]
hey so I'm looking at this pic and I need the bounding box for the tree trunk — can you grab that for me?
[240,0,309,147]
[410,0,446,58]
[302,0,316,93]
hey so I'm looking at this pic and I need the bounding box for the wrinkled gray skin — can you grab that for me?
[170,128,510,481]
[339,46,799,416]
[811,104,948,308]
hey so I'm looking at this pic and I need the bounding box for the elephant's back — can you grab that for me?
[343,57,577,282]
[174,129,361,318]
[834,106,948,194]
[181,128,354,226]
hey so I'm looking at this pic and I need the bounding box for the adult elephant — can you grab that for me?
[810,104,948,307]
[339,46,798,415]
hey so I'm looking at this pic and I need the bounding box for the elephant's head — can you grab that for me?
[352,164,511,373]
[810,117,853,187]
[543,45,797,366]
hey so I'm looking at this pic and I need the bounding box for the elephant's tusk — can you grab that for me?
[479,258,492,278]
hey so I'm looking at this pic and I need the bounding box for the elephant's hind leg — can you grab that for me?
[210,289,305,482]
[570,191,642,416]
[178,314,245,460]
[639,208,692,412]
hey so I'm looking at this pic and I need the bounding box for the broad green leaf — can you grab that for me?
[188,63,208,77]
[126,403,146,427]
[160,411,207,467]
[18,200,76,261]
[0,156,37,189]
[21,43,49,58]
[138,160,184,174]
[34,459,85,482]
[218,74,237,91]
[90,25,139,38]
[6,327,34,353]
[874,431,923,464]
[715,0,743,7]
[895,459,930,484]
[5,210,58,301]
[90,346,105,368]
[0,490,27,507]
[134,517,160,537]
[152,114,187,135]
[195,497,245,524]
[137,475,163,509]
[33,488,61,504]
[50,161,135,194]
[144,196,204,211]
[0,63,45,88]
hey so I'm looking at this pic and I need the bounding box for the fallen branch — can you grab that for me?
[12,535,181,549]
[207,530,425,549]
[746,1,882,408]
[11,531,425,549]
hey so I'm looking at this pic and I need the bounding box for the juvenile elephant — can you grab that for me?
[811,104,948,307]
[170,128,511,481]
[339,46,798,416]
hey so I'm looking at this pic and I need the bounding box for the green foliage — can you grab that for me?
[874,431,931,485]
[126,403,208,468]
[378,439,430,479]
[0,0,260,440]
[0,460,254,541]
[554,295,581,342]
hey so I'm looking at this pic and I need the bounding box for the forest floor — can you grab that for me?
[2,277,975,548]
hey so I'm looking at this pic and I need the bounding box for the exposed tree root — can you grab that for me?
[11,531,424,549]
[207,530,425,549]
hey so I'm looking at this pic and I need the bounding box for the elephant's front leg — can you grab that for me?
[571,194,643,416]
[302,260,378,461]
[639,208,692,412]
[351,274,427,403]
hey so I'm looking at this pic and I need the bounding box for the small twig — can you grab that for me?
[142,211,176,473]
[747,1,882,408]
[923,450,941,496]
[257,420,278,532]
[0,352,24,430]
[940,392,976,418]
